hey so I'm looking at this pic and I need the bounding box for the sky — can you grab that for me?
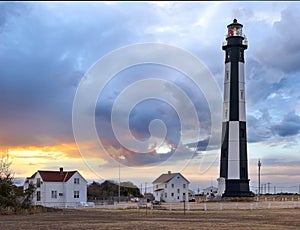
[1,1,300,194]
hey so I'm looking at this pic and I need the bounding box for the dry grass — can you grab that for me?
[0,207,299,230]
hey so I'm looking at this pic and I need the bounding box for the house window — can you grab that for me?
[171,184,174,188]
[36,178,41,188]
[51,190,57,199]
[74,191,79,198]
[177,189,180,194]
[156,185,158,189]
[165,193,167,198]
[59,193,63,196]
[74,178,80,184]
[37,191,41,201]
[165,184,167,189]
[177,196,179,200]
[183,184,186,189]
[171,193,174,197]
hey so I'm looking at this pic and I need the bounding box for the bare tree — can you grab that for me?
[0,153,12,181]
[0,153,35,210]
[0,153,16,208]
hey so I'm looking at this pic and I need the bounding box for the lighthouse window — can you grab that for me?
[240,90,244,100]
[228,28,233,36]
[227,51,231,59]
[233,27,237,36]
[226,71,229,80]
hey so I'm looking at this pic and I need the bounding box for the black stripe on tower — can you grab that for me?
[239,121,248,180]
[228,39,244,121]
[229,60,239,121]
[220,121,229,178]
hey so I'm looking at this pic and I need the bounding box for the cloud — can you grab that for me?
[256,5,300,74]
[0,2,299,184]
[272,111,300,137]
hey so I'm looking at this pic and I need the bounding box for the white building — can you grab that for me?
[152,171,190,203]
[24,167,87,207]
[203,186,218,196]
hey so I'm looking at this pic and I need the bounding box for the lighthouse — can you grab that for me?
[219,19,253,197]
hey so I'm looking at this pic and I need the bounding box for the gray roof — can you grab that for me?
[152,172,189,184]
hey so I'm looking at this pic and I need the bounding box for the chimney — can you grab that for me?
[168,171,171,174]
[59,167,63,175]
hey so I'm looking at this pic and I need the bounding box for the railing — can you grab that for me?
[222,35,248,46]
[34,201,90,208]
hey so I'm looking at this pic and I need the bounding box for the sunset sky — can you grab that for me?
[1,2,299,193]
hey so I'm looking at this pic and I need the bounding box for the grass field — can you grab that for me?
[0,208,299,230]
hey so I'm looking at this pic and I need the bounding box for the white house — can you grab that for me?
[152,171,190,203]
[24,167,87,207]
[202,186,218,196]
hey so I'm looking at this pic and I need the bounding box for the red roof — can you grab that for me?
[31,170,77,182]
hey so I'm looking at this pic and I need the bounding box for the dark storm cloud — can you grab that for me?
[0,2,161,147]
[257,6,300,74]
[272,111,300,137]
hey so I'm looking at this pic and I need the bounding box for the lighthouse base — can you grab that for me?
[223,179,254,197]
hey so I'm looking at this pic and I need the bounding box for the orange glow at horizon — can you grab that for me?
[0,143,87,179]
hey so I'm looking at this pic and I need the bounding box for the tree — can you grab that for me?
[87,180,142,201]
[0,153,35,211]
[0,153,16,208]
[87,181,101,200]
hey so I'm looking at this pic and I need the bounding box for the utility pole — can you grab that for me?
[267,182,270,194]
[258,159,261,197]
[118,149,121,203]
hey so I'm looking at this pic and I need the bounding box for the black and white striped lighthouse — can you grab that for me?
[219,19,252,197]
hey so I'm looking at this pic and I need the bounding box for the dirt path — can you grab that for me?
[0,208,299,230]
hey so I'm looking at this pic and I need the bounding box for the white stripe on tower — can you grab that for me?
[223,62,231,122]
[238,62,246,121]
[228,121,240,179]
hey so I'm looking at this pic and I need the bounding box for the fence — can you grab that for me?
[90,196,300,211]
